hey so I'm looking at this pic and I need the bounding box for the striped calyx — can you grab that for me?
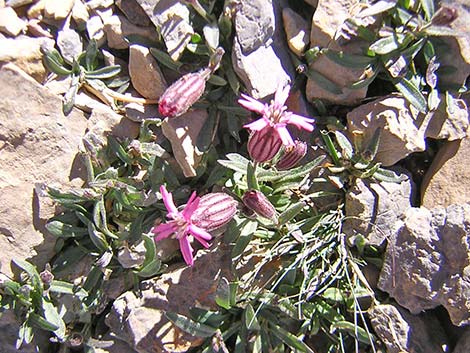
[242,190,276,220]
[158,69,209,118]
[247,127,282,163]
[275,140,307,170]
[191,192,238,232]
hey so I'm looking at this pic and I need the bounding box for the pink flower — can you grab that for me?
[239,84,315,146]
[152,185,212,266]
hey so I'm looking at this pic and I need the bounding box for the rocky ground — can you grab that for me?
[1,0,470,352]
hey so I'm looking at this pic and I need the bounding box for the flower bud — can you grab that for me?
[40,268,54,286]
[275,140,307,170]
[158,70,208,118]
[431,6,458,26]
[191,192,238,232]
[242,190,276,220]
[247,127,282,163]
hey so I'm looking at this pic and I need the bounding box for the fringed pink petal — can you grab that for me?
[284,114,315,131]
[238,94,265,114]
[244,117,269,131]
[274,83,291,106]
[276,126,295,146]
[188,225,212,247]
[152,222,176,241]
[160,185,178,216]
[182,192,200,219]
[179,237,194,266]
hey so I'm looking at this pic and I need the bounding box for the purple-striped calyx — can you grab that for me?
[242,190,276,221]
[158,47,225,118]
[275,140,307,170]
[191,192,238,232]
[247,127,283,163]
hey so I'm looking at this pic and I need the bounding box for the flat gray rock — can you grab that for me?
[378,203,470,326]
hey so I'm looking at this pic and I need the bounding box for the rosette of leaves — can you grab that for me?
[305,0,463,113]
[41,40,123,115]
[0,260,87,349]
[322,129,406,188]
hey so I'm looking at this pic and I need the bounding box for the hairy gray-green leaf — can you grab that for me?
[166,312,217,337]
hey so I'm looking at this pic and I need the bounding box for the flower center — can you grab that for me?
[266,102,287,125]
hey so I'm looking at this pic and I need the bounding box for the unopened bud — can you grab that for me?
[159,48,225,118]
[40,269,54,286]
[242,190,276,220]
[247,127,282,163]
[275,140,307,170]
[191,193,238,231]
[158,71,208,118]
[431,6,458,26]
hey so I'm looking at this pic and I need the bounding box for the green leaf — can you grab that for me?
[273,155,326,183]
[215,277,232,310]
[324,50,376,68]
[231,220,258,258]
[28,313,59,332]
[420,0,435,21]
[12,259,41,289]
[321,131,341,166]
[87,222,110,252]
[149,48,183,72]
[196,107,217,152]
[269,323,314,353]
[136,258,161,278]
[278,201,305,225]
[207,74,227,86]
[85,65,121,79]
[362,128,381,160]
[322,288,344,302]
[85,39,99,72]
[218,153,250,174]
[46,221,88,238]
[165,312,217,337]
[423,25,460,37]
[42,48,72,76]
[357,0,396,16]
[63,75,80,116]
[49,280,88,298]
[334,131,353,160]
[244,304,261,331]
[42,300,66,339]
[394,77,428,113]
[306,69,342,94]
[331,321,373,345]
[369,35,401,55]
[350,67,379,89]
[373,168,408,182]
[246,161,259,190]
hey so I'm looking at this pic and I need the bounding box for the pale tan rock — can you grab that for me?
[347,94,426,166]
[71,0,89,27]
[421,138,470,208]
[161,110,208,177]
[86,15,105,47]
[106,239,232,352]
[103,14,158,50]
[27,0,45,19]
[425,96,469,141]
[0,36,54,82]
[134,0,193,61]
[282,8,309,57]
[26,19,53,38]
[0,6,26,36]
[86,0,113,10]
[306,0,371,105]
[0,63,88,276]
[128,44,167,100]
[43,0,75,20]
